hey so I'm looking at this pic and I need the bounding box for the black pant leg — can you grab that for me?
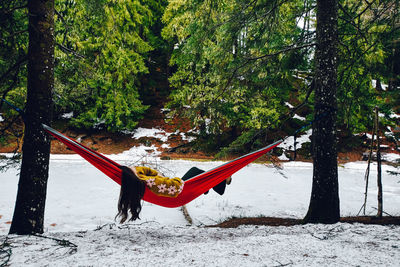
[182,167,205,181]
[212,179,227,195]
[182,167,227,195]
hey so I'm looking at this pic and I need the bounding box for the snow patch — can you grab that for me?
[382,153,400,163]
[61,112,73,119]
[161,143,171,149]
[278,129,312,151]
[372,79,389,91]
[285,102,294,109]
[389,113,400,119]
[160,108,171,113]
[278,153,290,161]
[293,114,306,121]
[128,127,197,145]
[131,127,169,142]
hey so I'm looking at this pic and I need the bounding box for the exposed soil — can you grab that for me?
[0,105,215,160]
[212,216,400,228]
[1,103,399,164]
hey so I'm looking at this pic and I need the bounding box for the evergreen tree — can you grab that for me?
[53,0,166,132]
[336,0,400,135]
[303,0,340,224]
[162,0,399,152]
[9,0,54,235]
[163,0,314,151]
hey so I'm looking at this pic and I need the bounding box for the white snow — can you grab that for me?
[123,127,196,145]
[180,132,196,142]
[1,153,400,266]
[389,113,400,119]
[61,112,73,119]
[161,143,171,149]
[285,102,294,108]
[371,79,389,91]
[160,108,171,113]
[382,153,400,162]
[293,114,306,121]
[0,114,3,122]
[278,129,312,151]
[131,127,170,142]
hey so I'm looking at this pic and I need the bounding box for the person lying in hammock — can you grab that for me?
[116,166,232,223]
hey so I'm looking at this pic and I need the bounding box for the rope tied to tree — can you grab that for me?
[0,98,25,121]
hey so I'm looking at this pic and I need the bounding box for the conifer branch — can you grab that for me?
[0,30,29,42]
[1,4,28,15]
[243,42,316,61]
[0,55,28,84]
[211,41,316,104]
[56,43,85,59]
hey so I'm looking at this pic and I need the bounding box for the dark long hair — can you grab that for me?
[116,166,146,223]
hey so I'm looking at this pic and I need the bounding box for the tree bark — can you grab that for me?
[303,0,340,224]
[9,0,54,235]
[375,107,383,218]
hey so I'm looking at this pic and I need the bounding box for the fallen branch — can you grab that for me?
[32,234,77,255]
[167,142,191,153]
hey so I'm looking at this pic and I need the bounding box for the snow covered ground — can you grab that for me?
[1,152,400,266]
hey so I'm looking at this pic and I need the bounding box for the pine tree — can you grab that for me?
[303,0,340,224]
[9,0,54,235]
[53,0,166,132]
[163,0,313,151]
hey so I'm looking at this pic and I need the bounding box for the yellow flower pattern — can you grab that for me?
[134,166,184,198]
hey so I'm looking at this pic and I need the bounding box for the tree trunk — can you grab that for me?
[375,107,383,218]
[303,0,340,224]
[362,117,375,215]
[9,0,54,235]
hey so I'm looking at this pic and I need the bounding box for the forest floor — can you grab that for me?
[2,104,398,163]
[0,104,215,160]
[1,105,400,228]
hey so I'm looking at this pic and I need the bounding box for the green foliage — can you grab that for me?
[0,1,28,118]
[337,0,400,134]
[1,0,399,151]
[162,0,400,152]
[215,128,260,158]
[53,0,169,131]
[1,0,171,132]
[163,0,314,150]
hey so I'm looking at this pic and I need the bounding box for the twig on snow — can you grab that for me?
[94,223,116,231]
[273,259,294,267]
[308,225,343,240]
[371,207,394,217]
[32,234,78,255]
[0,236,12,267]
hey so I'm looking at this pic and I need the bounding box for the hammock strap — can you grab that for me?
[42,124,123,184]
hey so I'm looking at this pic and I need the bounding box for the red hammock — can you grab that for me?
[43,124,282,208]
